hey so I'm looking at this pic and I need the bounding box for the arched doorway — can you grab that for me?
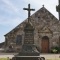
[41,36,49,53]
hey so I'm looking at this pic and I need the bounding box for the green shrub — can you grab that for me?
[51,47,60,53]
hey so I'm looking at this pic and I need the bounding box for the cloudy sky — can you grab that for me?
[0,0,58,43]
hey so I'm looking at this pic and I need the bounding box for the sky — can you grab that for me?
[0,0,58,43]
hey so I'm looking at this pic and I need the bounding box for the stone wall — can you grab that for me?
[4,7,60,52]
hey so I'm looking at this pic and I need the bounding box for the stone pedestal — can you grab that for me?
[14,56,40,60]
[12,45,40,60]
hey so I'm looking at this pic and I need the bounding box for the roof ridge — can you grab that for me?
[5,6,59,36]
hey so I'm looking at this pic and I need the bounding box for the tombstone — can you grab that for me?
[12,4,40,60]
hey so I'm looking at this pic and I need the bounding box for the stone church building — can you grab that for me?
[4,6,60,53]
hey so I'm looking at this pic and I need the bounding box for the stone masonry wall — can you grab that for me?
[4,7,60,52]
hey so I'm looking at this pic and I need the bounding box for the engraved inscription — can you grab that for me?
[24,31,34,44]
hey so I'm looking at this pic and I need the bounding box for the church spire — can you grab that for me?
[56,0,60,20]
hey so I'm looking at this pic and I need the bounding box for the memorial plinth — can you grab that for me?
[13,56,40,60]
[12,23,40,60]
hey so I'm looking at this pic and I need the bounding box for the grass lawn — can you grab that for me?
[46,58,60,60]
[0,58,60,60]
[0,58,10,60]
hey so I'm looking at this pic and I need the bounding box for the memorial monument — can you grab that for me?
[12,4,40,60]
[56,0,60,20]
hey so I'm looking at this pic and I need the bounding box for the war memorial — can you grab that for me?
[11,4,41,60]
[1,0,60,60]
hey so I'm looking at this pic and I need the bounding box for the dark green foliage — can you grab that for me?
[51,47,60,53]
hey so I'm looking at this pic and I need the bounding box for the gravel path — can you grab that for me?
[0,53,60,59]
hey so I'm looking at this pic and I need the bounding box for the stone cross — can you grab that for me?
[23,4,35,22]
[56,0,60,20]
[42,5,44,7]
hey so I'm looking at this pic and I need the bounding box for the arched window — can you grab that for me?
[59,36,60,46]
[42,36,49,40]
[16,35,22,45]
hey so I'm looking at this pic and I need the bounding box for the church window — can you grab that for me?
[16,35,22,45]
[5,37,8,46]
[59,36,60,46]
[9,45,13,49]
[38,17,40,19]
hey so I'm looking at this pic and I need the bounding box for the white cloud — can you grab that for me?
[2,0,19,13]
[0,17,22,26]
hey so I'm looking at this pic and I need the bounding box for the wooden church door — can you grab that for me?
[41,36,49,53]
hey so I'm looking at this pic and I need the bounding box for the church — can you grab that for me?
[4,6,60,53]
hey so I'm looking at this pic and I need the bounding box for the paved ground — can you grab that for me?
[0,53,17,59]
[0,53,60,60]
[40,54,60,60]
